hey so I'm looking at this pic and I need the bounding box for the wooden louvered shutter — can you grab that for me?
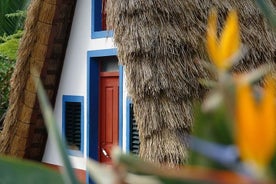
[129,103,140,154]
[65,102,81,151]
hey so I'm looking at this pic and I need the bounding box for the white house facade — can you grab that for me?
[42,0,138,182]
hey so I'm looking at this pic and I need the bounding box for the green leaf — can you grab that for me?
[201,91,223,112]
[111,148,250,184]
[0,156,63,184]
[36,78,80,184]
[237,64,273,84]
[254,0,276,28]
[86,159,118,184]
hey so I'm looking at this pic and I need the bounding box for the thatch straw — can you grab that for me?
[139,129,190,166]
[133,97,193,138]
[107,0,276,165]
[0,0,43,154]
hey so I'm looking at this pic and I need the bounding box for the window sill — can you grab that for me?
[68,149,84,157]
[92,30,113,39]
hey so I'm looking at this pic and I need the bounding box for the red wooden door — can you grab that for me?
[99,72,119,163]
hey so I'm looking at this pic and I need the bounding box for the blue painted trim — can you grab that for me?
[91,0,101,36]
[118,65,123,148]
[92,30,113,39]
[91,0,113,38]
[87,58,99,161]
[125,97,132,153]
[88,48,117,58]
[87,48,120,184]
[87,57,99,184]
[62,95,84,157]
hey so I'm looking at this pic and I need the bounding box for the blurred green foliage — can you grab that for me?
[192,103,233,144]
[0,0,27,120]
[189,103,233,170]
[0,0,29,35]
[0,32,21,120]
[190,102,276,178]
[0,156,64,184]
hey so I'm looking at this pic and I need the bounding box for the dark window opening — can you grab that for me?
[65,102,82,151]
[129,103,140,154]
[102,0,107,30]
[99,56,118,72]
[94,0,107,32]
[92,0,113,38]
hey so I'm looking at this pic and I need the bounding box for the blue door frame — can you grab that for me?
[87,48,123,183]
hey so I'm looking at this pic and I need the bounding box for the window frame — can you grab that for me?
[62,95,84,157]
[91,0,113,38]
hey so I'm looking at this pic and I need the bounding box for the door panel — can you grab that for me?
[99,74,119,163]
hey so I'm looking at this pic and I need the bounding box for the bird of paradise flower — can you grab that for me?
[205,8,276,178]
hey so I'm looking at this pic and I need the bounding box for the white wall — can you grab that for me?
[42,0,127,170]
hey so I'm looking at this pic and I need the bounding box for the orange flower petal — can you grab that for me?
[206,9,221,67]
[257,77,276,166]
[206,9,241,71]
[220,10,240,67]
[235,77,276,168]
[235,82,258,163]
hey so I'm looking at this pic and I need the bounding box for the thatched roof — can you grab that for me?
[107,0,276,166]
[0,0,76,161]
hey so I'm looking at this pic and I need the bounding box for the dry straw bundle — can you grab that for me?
[106,0,276,166]
[0,0,43,155]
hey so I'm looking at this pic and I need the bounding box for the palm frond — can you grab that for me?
[0,0,30,35]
